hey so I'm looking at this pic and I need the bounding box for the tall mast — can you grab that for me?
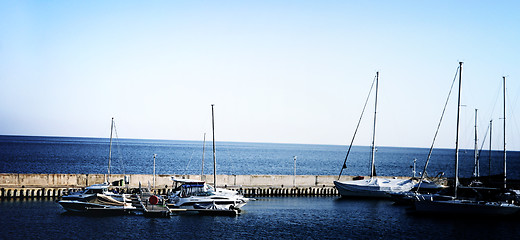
[370,72,379,178]
[489,120,492,177]
[108,117,114,184]
[211,104,217,189]
[454,62,462,198]
[473,109,479,178]
[201,133,206,181]
[503,76,507,189]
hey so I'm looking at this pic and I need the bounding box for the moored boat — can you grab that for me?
[334,72,416,198]
[168,178,249,209]
[334,178,415,198]
[413,63,520,216]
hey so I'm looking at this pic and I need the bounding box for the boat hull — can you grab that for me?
[58,200,135,215]
[414,199,520,216]
[334,178,415,198]
[171,197,248,209]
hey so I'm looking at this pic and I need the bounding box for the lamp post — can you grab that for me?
[153,154,157,189]
[293,156,297,187]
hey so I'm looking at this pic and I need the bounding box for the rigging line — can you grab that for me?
[416,65,459,193]
[112,121,125,175]
[184,149,196,175]
[337,73,377,180]
[476,121,490,176]
[487,81,503,125]
[477,122,490,157]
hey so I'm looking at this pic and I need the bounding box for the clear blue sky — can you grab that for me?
[1,1,520,150]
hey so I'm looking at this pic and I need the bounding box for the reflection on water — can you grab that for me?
[2,197,520,239]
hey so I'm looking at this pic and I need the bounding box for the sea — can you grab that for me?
[1,135,519,179]
[2,135,520,239]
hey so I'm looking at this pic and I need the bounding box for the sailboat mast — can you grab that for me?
[211,104,217,189]
[108,117,114,184]
[201,133,206,181]
[489,120,492,177]
[370,72,379,178]
[473,109,479,178]
[454,62,463,198]
[503,76,507,189]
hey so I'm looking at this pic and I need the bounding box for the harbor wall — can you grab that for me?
[0,173,410,198]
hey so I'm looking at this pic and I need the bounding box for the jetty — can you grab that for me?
[0,173,419,198]
[136,189,170,218]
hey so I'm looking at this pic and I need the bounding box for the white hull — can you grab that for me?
[414,199,520,216]
[169,178,249,209]
[58,200,135,213]
[172,195,248,209]
[334,178,415,198]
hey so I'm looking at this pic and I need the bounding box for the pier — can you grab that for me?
[0,173,412,198]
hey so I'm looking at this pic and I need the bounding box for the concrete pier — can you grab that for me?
[0,173,411,198]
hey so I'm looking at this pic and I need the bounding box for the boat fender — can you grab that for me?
[149,195,159,205]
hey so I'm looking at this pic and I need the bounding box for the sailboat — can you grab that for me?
[334,72,415,198]
[168,105,250,209]
[59,118,134,213]
[414,63,520,216]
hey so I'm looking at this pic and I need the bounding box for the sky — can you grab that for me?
[1,1,520,150]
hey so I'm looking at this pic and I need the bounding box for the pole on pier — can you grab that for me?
[153,154,157,189]
[293,156,297,187]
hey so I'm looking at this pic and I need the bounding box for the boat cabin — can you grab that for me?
[83,184,110,194]
[171,178,215,198]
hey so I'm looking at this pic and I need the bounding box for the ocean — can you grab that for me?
[0,135,519,179]
[2,135,520,239]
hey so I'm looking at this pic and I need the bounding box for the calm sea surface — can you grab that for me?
[2,197,520,239]
[1,135,519,179]
[2,136,520,239]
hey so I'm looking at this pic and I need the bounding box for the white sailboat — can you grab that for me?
[59,118,133,213]
[168,178,249,209]
[414,63,520,216]
[334,72,415,198]
[168,105,249,209]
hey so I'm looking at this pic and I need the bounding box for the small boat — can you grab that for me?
[58,199,136,215]
[334,72,415,198]
[168,178,249,209]
[335,177,415,198]
[58,190,135,214]
[58,118,133,214]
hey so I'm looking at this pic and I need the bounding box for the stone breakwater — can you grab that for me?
[0,173,411,198]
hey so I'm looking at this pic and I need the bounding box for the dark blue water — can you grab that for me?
[1,135,520,179]
[2,136,520,238]
[1,197,520,239]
